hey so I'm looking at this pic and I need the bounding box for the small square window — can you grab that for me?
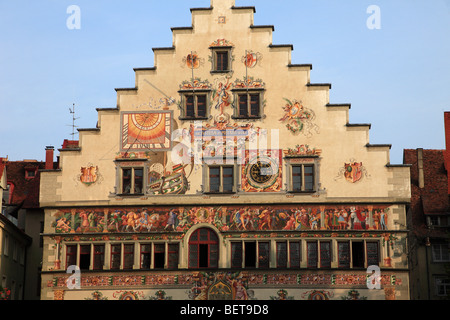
[25,169,36,179]
[233,92,263,119]
[289,163,316,192]
[210,47,232,73]
[207,165,235,194]
[121,167,144,195]
[216,51,229,71]
[181,93,208,119]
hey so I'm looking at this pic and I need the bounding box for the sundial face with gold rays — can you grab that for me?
[121,111,173,151]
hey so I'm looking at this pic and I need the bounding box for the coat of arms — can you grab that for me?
[242,51,262,68]
[344,162,363,183]
[334,160,370,183]
[79,165,98,186]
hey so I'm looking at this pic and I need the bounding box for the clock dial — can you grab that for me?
[245,156,280,190]
[250,161,273,184]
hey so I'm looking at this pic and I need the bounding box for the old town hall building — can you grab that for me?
[39,0,411,300]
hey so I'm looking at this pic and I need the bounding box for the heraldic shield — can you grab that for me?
[207,280,234,300]
[344,162,363,183]
[80,166,98,186]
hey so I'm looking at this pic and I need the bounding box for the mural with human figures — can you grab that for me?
[51,271,403,300]
[51,205,391,234]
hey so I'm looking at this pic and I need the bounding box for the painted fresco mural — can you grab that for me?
[49,271,403,300]
[279,99,319,137]
[51,205,391,234]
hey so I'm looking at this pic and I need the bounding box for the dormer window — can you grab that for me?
[25,167,37,180]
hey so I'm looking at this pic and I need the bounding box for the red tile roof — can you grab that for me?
[6,160,45,209]
[403,148,449,238]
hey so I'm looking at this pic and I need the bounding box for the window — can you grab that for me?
[435,277,450,296]
[3,234,9,256]
[211,48,232,73]
[12,240,17,261]
[244,242,257,268]
[432,244,450,262]
[123,244,134,270]
[428,216,449,227]
[189,228,219,269]
[93,245,105,270]
[277,242,288,268]
[180,93,209,119]
[207,165,235,193]
[111,244,121,270]
[307,241,331,269]
[291,164,315,192]
[154,244,166,269]
[320,242,331,268]
[352,242,365,268]
[231,241,269,269]
[231,242,243,268]
[235,92,262,118]
[307,242,318,268]
[338,242,350,268]
[289,242,301,269]
[25,169,36,180]
[79,245,91,270]
[168,244,179,269]
[66,245,77,269]
[121,167,144,195]
[140,244,152,270]
[258,242,270,269]
[366,242,379,266]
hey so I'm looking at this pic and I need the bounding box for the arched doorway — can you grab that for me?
[188,228,219,269]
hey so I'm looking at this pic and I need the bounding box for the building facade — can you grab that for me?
[3,157,50,300]
[404,113,450,300]
[0,157,33,300]
[39,0,411,300]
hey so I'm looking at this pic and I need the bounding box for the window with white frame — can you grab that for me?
[435,277,450,297]
[432,243,450,262]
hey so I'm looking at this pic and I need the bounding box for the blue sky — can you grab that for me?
[0,0,449,164]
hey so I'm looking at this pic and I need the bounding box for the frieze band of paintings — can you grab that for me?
[51,270,402,300]
[52,204,391,234]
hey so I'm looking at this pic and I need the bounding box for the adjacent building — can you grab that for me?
[0,157,33,300]
[39,0,411,300]
[404,113,450,300]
